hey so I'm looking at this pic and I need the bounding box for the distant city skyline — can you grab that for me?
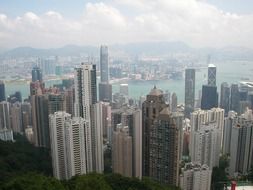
[0,0,253,49]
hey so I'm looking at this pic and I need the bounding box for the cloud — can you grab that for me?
[0,0,253,49]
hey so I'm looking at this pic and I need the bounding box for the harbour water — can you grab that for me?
[5,61,253,103]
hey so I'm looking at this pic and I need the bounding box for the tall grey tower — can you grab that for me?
[185,68,195,118]
[220,82,230,115]
[32,66,43,82]
[99,45,112,102]
[208,64,216,86]
[100,46,109,83]
[0,81,6,102]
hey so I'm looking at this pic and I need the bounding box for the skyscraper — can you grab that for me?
[185,68,195,118]
[180,163,212,190]
[220,82,230,115]
[171,92,178,112]
[0,101,10,130]
[208,64,216,86]
[111,106,142,178]
[99,46,111,102]
[222,111,237,155]
[49,112,89,180]
[190,122,221,169]
[142,86,167,177]
[229,109,253,176]
[149,107,180,185]
[48,93,65,114]
[10,102,23,133]
[230,84,240,113]
[0,81,6,102]
[112,124,133,177]
[100,45,109,83]
[93,102,105,173]
[74,63,97,118]
[21,102,32,130]
[201,85,218,110]
[32,66,43,82]
[74,63,103,173]
[190,108,224,165]
[31,95,49,147]
[64,88,74,115]
[99,82,112,102]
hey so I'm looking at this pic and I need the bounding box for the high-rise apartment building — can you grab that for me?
[222,111,237,155]
[112,124,133,177]
[10,102,23,133]
[21,102,32,130]
[149,107,180,186]
[31,95,49,147]
[74,63,103,173]
[48,93,65,114]
[111,106,142,178]
[93,102,105,173]
[142,87,179,186]
[190,123,221,169]
[64,88,74,115]
[49,112,90,180]
[74,63,97,119]
[185,68,195,118]
[190,108,224,169]
[180,163,212,190]
[190,108,224,132]
[228,109,253,176]
[0,101,11,130]
[142,86,167,177]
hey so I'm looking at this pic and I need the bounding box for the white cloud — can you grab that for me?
[0,0,253,49]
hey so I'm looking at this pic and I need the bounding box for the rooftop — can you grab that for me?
[149,86,163,96]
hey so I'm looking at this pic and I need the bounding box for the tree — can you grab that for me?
[211,155,229,190]
[2,173,65,190]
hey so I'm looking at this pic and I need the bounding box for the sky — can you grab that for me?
[0,0,253,49]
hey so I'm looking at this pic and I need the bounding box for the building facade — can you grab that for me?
[185,68,195,118]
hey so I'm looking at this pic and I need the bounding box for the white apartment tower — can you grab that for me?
[74,63,103,173]
[190,123,222,169]
[229,109,253,176]
[74,63,97,119]
[180,163,212,190]
[49,112,91,180]
[190,108,224,162]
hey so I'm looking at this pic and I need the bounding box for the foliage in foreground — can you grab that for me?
[211,155,229,190]
[0,134,52,185]
[0,135,179,190]
[2,173,180,190]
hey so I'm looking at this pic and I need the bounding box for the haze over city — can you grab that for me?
[0,0,253,49]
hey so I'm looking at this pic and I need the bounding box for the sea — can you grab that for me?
[5,61,253,103]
